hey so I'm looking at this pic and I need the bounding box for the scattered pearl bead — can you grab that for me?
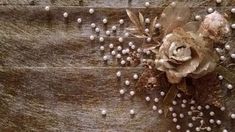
[177,93,182,98]
[197,105,202,110]
[119,89,125,95]
[231,8,235,13]
[100,46,105,51]
[181,104,186,108]
[152,105,157,111]
[109,43,114,49]
[209,111,215,116]
[124,32,129,37]
[106,30,111,36]
[103,55,108,61]
[145,28,149,33]
[63,12,68,18]
[172,113,177,117]
[154,98,159,103]
[209,119,215,124]
[195,127,200,131]
[112,26,117,31]
[118,37,123,43]
[91,23,96,28]
[133,74,138,79]
[145,2,150,7]
[216,120,221,125]
[231,113,235,119]
[190,106,195,110]
[171,2,176,7]
[101,109,107,116]
[205,105,210,109]
[190,99,196,104]
[125,49,130,54]
[111,51,116,55]
[99,37,104,42]
[102,18,108,24]
[116,71,121,77]
[122,49,127,55]
[188,111,192,116]
[121,60,126,65]
[160,91,165,96]
[169,107,174,112]
[176,125,181,130]
[137,48,142,53]
[207,127,212,131]
[89,8,94,14]
[225,44,231,50]
[77,18,82,23]
[231,24,235,29]
[130,90,135,96]
[130,109,135,115]
[218,75,224,80]
[188,123,193,128]
[186,130,190,132]
[179,113,184,118]
[95,27,100,33]
[231,54,235,59]
[223,129,228,132]
[145,96,150,102]
[195,15,202,21]
[158,109,163,114]
[147,37,151,42]
[182,99,187,104]
[145,18,150,23]
[119,19,124,24]
[116,54,121,59]
[146,50,151,55]
[220,56,226,61]
[155,23,161,28]
[45,6,50,11]
[207,8,214,13]
[172,100,177,105]
[89,35,95,40]
[125,80,130,86]
[117,46,122,51]
[173,118,177,122]
[216,0,222,4]
[227,84,233,89]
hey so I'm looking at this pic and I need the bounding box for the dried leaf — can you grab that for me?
[176,79,189,95]
[138,12,145,30]
[216,65,235,85]
[150,16,158,36]
[192,73,224,107]
[163,85,178,117]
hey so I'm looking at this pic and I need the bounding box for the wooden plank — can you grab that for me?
[0,0,235,6]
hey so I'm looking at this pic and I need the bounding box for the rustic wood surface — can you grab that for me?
[0,0,235,132]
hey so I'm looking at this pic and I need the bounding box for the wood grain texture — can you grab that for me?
[0,0,235,132]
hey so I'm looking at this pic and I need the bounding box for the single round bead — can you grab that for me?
[169,107,174,112]
[99,37,104,42]
[160,91,165,96]
[172,113,177,117]
[225,44,231,50]
[179,113,184,118]
[118,37,123,43]
[158,109,163,114]
[231,113,235,119]
[125,80,130,85]
[216,0,222,4]
[188,123,193,128]
[172,100,177,105]
[207,8,214,13]
[89,35,95,40]
[145,96,150,101]
[101,109,107,115]
[177,93,182,98]
[91,23,96,28]
[195,15,202,21]
[133,74,138,79]
[102,18,108,24]
[119,89,125,95]
[145,28,149,33]
[154,98,159,103]
[103,55,108,61]
[188,111,192,116]
[145,2,150,7]
[116,71,121,77]
[128,42,133,47]
[227,84,233,89]
[223,129,228,132]
[45,6,50,11]
[100,46,105,51]
[145,18,150,23]
[89,8,94,14]
[231,24,235,29]
[176,125,181,130]
[130,91,135,96]
[119,19,124,24]
[209,119,215,124]
[95,28,100,33]
[155,23,161,28]
[121,60,126,65]
[106,30,111,36]
[116,54,121,59]
[131,45,136,50]
[207,127,212,131]
[216,120,221,125]
[77,18,82,23]
[196,127,200,131]
[130,109,135,115]
[112,26,117,31]
[111,51,116,56]
[147,37,151,42]
[173,118,177,122]
[231,54,235,59]
[152,105,157,111]
[209,111,215,116]
[63,12,68,18]
[124,32,129,37]
[231,8,235,13]
[205,105,210,109]
[218,75,223,80]
[109,43,114,49]
[171,2,176,7]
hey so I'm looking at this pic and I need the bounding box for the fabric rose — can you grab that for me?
[154,28,218,83]
[198,11,230,42]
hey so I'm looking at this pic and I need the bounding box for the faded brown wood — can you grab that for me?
[0,0,235,132]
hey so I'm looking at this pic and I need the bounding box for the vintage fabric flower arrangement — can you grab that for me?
[126,2,234,113]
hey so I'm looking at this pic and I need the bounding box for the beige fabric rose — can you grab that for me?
[155,28,218,83]
[199,11,230,42]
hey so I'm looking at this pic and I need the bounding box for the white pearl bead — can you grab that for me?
[147,37,151,42]
[227,84,233,89]
[195,15,202,21]
[160,91,165,96]
[155,23,161,28]
[125,80,130,85]
[122,49,126,55]
[89,8,94,14]
[125,49,130,53]
[128,42,133,47]
[101,109,107,115]
[152,105,157,111]
[181,104,186,108]
[205,105,210,109]
[118,37,123,43]
[126,56,131,61]
[158,109,163,114]
[121,60,126,65]
[231,8,235,13]
[231,113,235,119]
[188,123,193,128]
[145,2,150,7]
[225,44,231,50]
[130,109,135,115]
[172,100,177,105]
[102,18,108,24]
[45,6,50,11]
[100,46,105,51]
[176,125,181,130]
[197,105,202,110]
[223,129,228,132]
[109,43,114,49]
[231,54,235,59]
[111,51,116,55]
[216,0,222,4]
[154,98,159,103]
[89,35,95,40]
[116,54,121,59]
[169,107,173,112]
[119,89,125,95]
[112,26,117,31]
[172,118,177,122]
[172,113,177,117]
[103,55,108,61]
[119,19,124,24]
[130,91,135,96]
[190,106,195,110]
[145,28,149,33]
[145,18,150,23]
[91,23,96,28]
[137,48,142,53]
[117,46,122,51]
[179,113,184,118]
[106,30,111,36]
[177,93,181,98]
[190,99,196,104]
[231,24,235,29]
[218,75,223,80]
[182,99,187,104]
[77,18,82,23]
[171,2,176,7]
[145,96,150,101]
[188,111,192,116]
[95,28,100,33]
[133,74,138,79]
[207,127,212,131]
[63,12,68,18]
[207,8,214,13]
[186,130,190,132]
[195,127,200,131]
[99,37,104,42]
[131,45,135,50]
[216,120,221,125]
[116,71,121,77]
[220,56,226,61]
[209,119,215,124]
[209,111,215,116]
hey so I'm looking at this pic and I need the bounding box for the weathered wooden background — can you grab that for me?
[0,0,235,132]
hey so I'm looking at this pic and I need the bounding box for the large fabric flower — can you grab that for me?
[154,28,218,83]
